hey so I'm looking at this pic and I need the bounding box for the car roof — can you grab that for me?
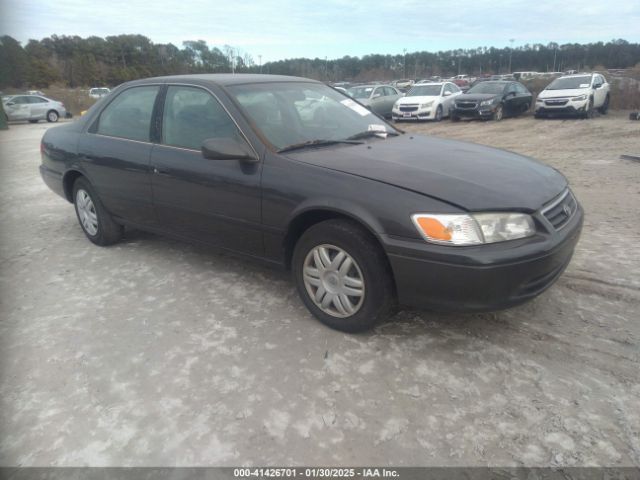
[349,84,391,88]
[560,73,593,78]
[126,73,320,88]
[475,81,511,85]
[414,82,445,86]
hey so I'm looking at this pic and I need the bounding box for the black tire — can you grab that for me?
[493,104,504,121]
[46,110,59,123]
[598,95,610,114]
[28,119,39,124]
[292,219,395,332]
[434,105,443,122]
[72,177,123,246]
[582,99,594,119]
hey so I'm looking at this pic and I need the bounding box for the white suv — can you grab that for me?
[535,73,610,119]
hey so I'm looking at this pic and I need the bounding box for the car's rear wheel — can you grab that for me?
[73,177,123,246]
[598,95,610,114]
[434,105,443,122]
[46,110,59,123]
[292,219,395,332]
[493,104,504,121]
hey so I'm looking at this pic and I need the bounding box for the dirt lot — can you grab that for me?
[0,112,639,467]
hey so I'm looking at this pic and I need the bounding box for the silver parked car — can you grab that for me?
[346,84,403,118]
[2,94,67,123]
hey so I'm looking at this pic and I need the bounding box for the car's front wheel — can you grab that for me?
[73,177,123,246]
[582,99,594,119]
[493,104,504,121]
[292,219,395,332]
[434,105,443,122]
[46,110,59,123]
[599,95,610,114]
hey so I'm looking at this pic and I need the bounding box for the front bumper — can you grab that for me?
[535,100,588,117]
[452,106,495,119]
[384,201,583,312]
[392,109,434,121]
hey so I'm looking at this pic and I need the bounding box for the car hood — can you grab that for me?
[538,88,587,98]
[396,95,438,105]
[456,93,499,102]
[286,134,566,212]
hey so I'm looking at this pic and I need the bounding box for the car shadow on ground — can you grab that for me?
[118,226,534,341]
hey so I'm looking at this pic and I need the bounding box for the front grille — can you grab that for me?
[456,101,477,109]
[399,105,418,112]
[545,99,568,106]
[542,190,577,230]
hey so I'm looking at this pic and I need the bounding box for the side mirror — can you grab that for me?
[443,91,452,97]
[201,137,258,162]
[6,102,15,106]
[593,83,602,89]
[372,93,382,99]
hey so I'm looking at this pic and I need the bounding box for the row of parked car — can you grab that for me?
[338,72,611,122]
[1,86,111,123]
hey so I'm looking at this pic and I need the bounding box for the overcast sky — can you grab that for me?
[1,0,639,62]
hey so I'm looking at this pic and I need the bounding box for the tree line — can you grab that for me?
[1,34,638,89]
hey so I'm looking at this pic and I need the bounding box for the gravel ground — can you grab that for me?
[0,113,638,467]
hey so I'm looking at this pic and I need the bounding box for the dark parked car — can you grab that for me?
[40,74,582,332]
[451,81,532,121]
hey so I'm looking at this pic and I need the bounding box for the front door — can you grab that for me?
[150,85,263,256]
[5,96,30,121]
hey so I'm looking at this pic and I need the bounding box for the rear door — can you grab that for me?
[29,96,49,119]
[150,84,262,255]
[79,85,160,226]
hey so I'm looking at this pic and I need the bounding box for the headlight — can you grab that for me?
[411,213,535,246]
[419,101,434,108]
[572,95,587,102]
[480,98,495,106]
[536,98,544,103]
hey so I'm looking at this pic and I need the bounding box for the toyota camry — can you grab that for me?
[40,74,582,332]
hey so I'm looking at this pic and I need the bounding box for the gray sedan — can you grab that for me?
[3,94,67,123]
[347,85,402,118]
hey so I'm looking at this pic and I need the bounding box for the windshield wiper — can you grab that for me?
[345,130,399,141]
[277,139,362,153]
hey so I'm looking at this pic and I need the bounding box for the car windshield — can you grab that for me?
[467,82,506,95]
[228,82,398,150]
[347,86,374,99]
[406,85,441,96]
[547,76,592,90]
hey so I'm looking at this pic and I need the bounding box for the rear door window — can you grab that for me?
[96,86,159,142]
[162,86,240,150]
